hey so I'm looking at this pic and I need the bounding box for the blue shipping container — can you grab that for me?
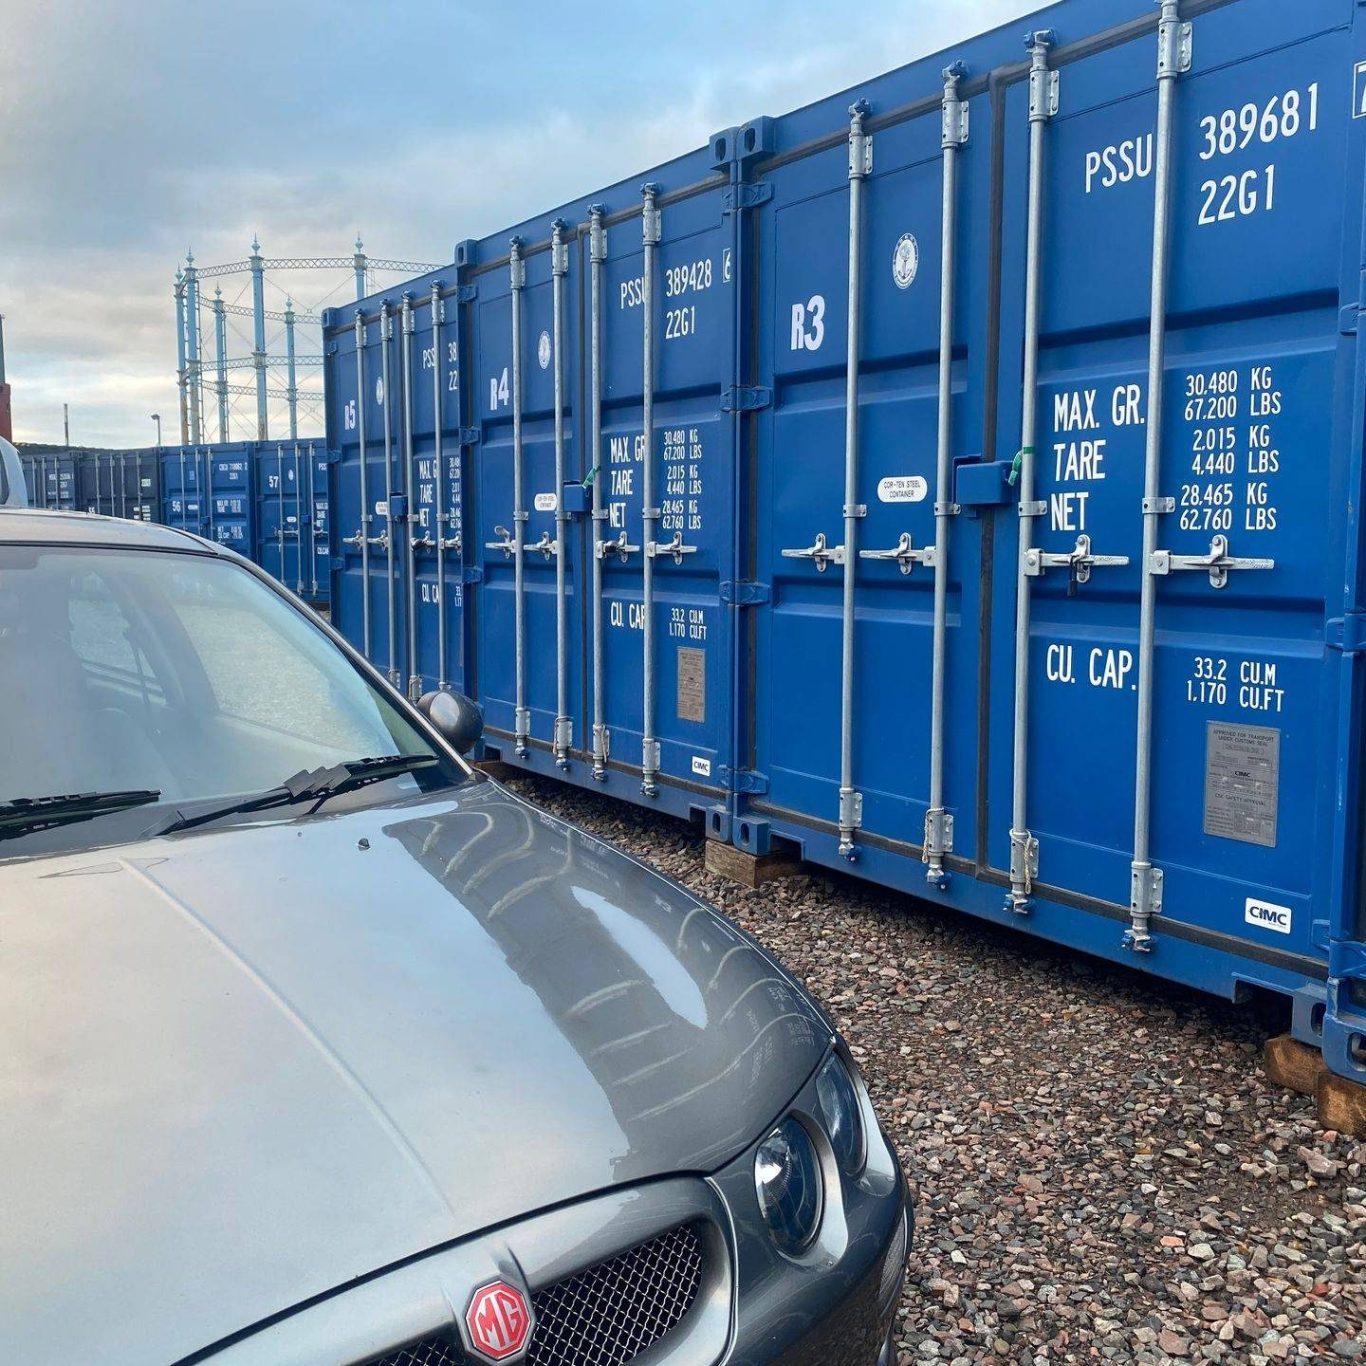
[160,445,211,535]
[255,441,330,607]
[324,0,1366,1086]
[157,442,329,607]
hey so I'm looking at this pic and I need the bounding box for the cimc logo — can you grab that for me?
[1244,897,1293,936]
[462,1280,535,1363]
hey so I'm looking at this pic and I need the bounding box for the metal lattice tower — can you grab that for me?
[173,238,438,444]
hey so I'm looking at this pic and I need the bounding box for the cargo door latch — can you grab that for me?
[1149,533,1274,589]
[860,532,936,574]
[1025,534,1129,585]
[647,531,697,564]
[781,532,844,572]
[596,530,640,562]
[485,526,560,559]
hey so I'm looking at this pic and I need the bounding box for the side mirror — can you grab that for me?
[417,690,484,756]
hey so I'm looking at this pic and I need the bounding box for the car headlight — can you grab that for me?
[815,1053,866,1175]
[754,1116,823,1254]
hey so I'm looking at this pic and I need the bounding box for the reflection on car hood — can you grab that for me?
[0,779,828,1364]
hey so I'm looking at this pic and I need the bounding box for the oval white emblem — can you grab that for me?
[892,233,920,290]
[877,474,928,503]
[533,491,558,512]
[374,376,385,406]
[537,330,551,370]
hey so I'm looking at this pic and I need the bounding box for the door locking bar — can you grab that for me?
[781,532,845,572]
[647,531,697,564]
[1024,533,1129,583]
[859,532,936,574]
[1148,532,1273,588]
[1128,0,1196,954]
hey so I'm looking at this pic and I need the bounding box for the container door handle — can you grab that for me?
[781,531,845,572]
[647,531,697,565]
[596,529,640,563]
[486,524,516,558]
[1149,534,1274,589]
[344,526,389,551]
[859,531,936,574]
[1024,534,1128,584]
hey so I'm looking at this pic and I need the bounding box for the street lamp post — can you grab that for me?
[151,413,162,448]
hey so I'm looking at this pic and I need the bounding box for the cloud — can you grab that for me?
[1,0,1036,446]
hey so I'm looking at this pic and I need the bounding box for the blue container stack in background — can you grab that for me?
[321,0,1366,1087]
[159,442,330,608]
[17,442,330,610]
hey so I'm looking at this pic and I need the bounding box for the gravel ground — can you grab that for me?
[504,775,1366,1365]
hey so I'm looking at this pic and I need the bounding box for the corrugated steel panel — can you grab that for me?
[324,0,1366,1085]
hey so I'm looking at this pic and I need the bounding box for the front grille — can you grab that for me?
[368,1224,705,1366]
[372,1338,464,1366]
[528,1223,704,1366]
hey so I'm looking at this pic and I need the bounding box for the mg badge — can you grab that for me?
[462,1279,535,1362]
[892,232,920,289]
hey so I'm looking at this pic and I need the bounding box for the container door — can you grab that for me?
[160,447,204,534]
[303,443,331,608]
[471,237,582,761]
[257,443,305,593]
[129,450,159,522]
[77,454,100,515]
[591,184,735,809]
[211,447,254,557]
[748,87,985,870]
[403,287,466,694]
[984,0,1351,959]
[56,457,76,511]
[329,310,408,685]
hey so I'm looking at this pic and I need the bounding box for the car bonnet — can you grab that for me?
[0,778,829,1363]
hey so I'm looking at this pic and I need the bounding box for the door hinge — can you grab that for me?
[1327,613,1366,654]
[720,580,772,605]
[721,385,772,412]
[456,283,478,303]
[1329,938,1366,982]
[720,766,769,795]
[722,182,773,214]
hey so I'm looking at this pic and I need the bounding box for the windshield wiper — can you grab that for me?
[151,755,439,836]
[0,789,162,840]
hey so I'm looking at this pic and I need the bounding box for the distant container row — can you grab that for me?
[321,0,1366,1085]
[18,443,329,607]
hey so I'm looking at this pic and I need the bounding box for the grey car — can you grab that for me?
[0,510,911,1366]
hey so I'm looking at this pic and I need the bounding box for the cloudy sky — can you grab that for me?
[0,0,1036,448]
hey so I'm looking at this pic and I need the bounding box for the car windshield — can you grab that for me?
[0,541,464,857]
